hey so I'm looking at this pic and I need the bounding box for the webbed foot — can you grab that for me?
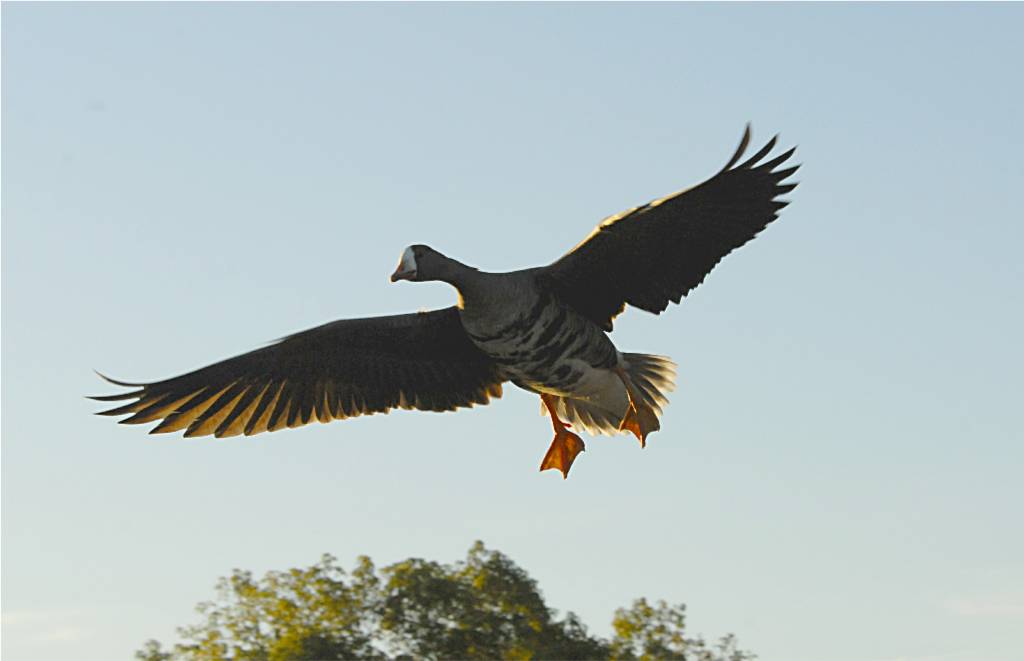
[539,393,586,478]
[539,426,586,479]
[618,401,660,448]
[614,366,661,448]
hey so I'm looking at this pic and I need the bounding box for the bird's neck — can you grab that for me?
[435,256,490,308]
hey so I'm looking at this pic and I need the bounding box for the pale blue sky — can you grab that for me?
[3,3,1022,660]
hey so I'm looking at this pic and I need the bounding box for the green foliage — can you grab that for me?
[136,542,752,661]
[609,599,749,661]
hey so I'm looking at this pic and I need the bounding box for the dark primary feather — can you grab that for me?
[537,125,799,330]
[91,307,504,438]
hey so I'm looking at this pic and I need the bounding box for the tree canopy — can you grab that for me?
[137,542,752,661]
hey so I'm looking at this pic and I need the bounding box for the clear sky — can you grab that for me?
[3,3,1022,660]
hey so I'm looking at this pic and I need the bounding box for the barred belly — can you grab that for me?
[461,292,619,396]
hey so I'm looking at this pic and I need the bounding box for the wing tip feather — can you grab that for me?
[94,370,146,387]
[719,123,752,173]
[738,134,779,170]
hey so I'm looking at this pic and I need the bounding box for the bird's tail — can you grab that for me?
[552,353,676,436]
[622,352,677,411]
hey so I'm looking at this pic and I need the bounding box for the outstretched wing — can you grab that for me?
[537,125,799,331]
[91,307,504,438]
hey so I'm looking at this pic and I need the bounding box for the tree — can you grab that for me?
[136,542,753,661]
[610,599,750,661]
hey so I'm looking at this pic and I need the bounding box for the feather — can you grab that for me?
[94,308,504,437]
[539,125,799,330]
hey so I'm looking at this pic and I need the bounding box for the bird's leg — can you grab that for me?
[614,367,660,448]
[538,394,585,479]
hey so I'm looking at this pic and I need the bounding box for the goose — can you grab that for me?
[92,125,798,478]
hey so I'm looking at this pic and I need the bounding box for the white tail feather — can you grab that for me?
[552,353,677,436]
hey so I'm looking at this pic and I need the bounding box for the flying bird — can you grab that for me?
[93,125,798,478]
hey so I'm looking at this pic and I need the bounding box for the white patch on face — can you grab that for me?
[400,246,417,273]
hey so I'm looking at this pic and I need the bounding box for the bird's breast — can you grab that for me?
[460,292,618,396]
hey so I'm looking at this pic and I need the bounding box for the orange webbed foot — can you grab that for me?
[538,393,586,478]
[613,366,661,448]
[539,426,586,479]
[619,401,660,448]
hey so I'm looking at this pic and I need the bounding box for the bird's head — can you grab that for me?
[390,244,447,283]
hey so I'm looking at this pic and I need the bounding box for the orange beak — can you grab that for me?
[390,266,415,282]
